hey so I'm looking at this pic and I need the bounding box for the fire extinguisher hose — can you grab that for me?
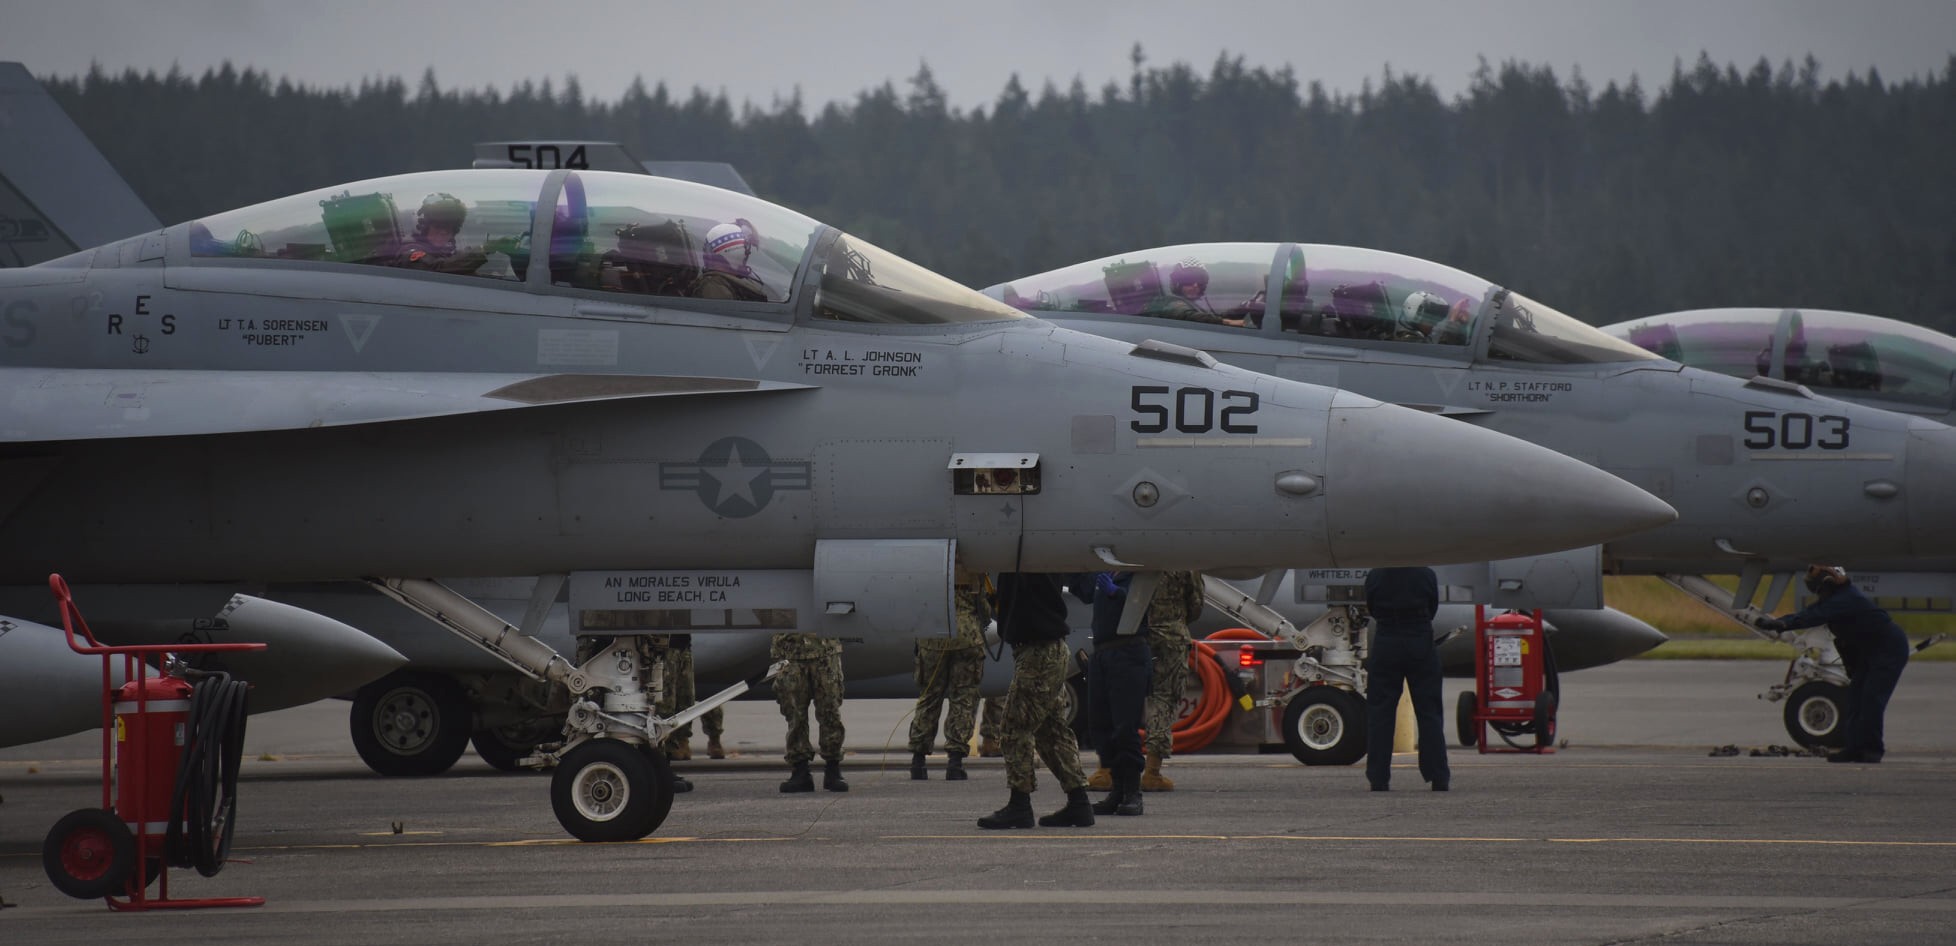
[165,670,250,877]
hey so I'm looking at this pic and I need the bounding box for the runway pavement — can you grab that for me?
[3,660,1953,945]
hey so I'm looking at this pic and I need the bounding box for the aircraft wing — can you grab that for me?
[0,368,811,442]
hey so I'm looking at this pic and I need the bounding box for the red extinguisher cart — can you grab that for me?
[1455,606,1557,754]
[40,574,267,911]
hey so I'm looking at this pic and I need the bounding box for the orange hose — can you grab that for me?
[1204,627,1269,642]
[1157,637,1222,753]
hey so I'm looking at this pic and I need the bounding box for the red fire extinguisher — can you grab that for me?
[114,674,197,844]
[1456,606,1558,754]
[40,573,265,910]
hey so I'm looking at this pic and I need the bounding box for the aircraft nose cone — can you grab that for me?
[1322,394,1676,566]
[1538,607,1669,671]
[1905,419,1956,556]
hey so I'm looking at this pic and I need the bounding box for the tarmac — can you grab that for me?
[3,660,1954,945]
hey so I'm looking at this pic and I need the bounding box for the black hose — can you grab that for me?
[164,670,250,877]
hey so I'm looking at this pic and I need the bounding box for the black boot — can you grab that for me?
[823,758,850,792]
[1038,787,1096,827]
[1115,776,1143,816]
[1091,790,1122,815]
[671,774,694,794]
[909,751,928,780]
[779,760,814,793]
[944,751,967,781]
[978,789,1034,829]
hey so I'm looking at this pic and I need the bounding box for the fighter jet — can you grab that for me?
[0,146,1677,837]
[988,244,1956,749]
[1602,306,1956,744]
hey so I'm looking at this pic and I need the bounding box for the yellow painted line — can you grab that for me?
[885,834,1956,848]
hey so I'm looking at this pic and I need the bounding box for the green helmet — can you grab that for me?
[417,192,467,232]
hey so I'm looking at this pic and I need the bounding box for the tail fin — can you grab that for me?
[0,63,160,267]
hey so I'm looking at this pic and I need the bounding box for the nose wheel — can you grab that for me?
[550,739,677,842]
[1280,687,1367,765]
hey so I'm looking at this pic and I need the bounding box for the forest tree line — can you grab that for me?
[40,51,1956,329]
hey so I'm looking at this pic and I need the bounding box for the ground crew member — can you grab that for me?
[1755,564,1911,763]
[1078,572,1153,816]
[908,582,988,780]
[658,635,727,760]
[1363,566,1450,792]
[1138,570,1203,791]
[977,573,1094,829]
[771,631,848,792]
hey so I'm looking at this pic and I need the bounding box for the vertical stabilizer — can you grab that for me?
[0,62,160,267]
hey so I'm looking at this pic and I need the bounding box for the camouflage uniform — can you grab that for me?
[1000,639,1087,794]
[1144,571,1203,759]
[907,588,988,755]
[771,632,845,765]
[657,642,724,750]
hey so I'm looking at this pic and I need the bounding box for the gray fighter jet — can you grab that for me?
[988,245,1956,748]
[0,152,1674,836]
[1602,306,1955,744]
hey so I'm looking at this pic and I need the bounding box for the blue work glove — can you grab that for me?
[1094,572,1121,599]
[1754,616,1785,632]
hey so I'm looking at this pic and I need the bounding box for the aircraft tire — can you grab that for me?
[551,739,675,842]
[350,670,473,777]
[1281,686,1367,766]
[43,808,134,900]
[1455,691,1478,747]
[1783,680,1849,749]
[471,714,564,773]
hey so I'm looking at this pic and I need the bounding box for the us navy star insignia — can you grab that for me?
[660,436,811,518]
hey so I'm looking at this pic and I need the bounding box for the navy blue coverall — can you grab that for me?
[1363,567,1451,790]
[1774,583,1910,760]
[1074,573,1155,790]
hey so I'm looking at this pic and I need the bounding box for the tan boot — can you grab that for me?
[1140,749,1175,792]
[667,740,692,761]
[979,736,1002,758]
[1086,766,1113,791]
[707,736,726,760]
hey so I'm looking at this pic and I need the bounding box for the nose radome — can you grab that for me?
[1905,419,1956,557]
[1322,395,1676,567]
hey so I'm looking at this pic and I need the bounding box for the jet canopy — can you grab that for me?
[187,169,1024,324]
[987,242,1659,365]
[1607,307,1956,411]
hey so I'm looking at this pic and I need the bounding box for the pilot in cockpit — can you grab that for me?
[394,193,489,274]
[1402,291,1475,345]
[692,219,768,302]
[1140,259,1245,327]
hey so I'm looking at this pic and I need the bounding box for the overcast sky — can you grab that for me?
[2,0,1951,111]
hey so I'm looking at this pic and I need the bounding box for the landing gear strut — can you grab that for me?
[366,578,778,841]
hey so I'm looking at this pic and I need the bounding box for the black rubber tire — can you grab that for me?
[1281,687,1368,766]
[1455,690,1478,748]
[471,715,563,773]
[1784,680,1850,749]
[350,670,473,777]
[1534,689,1558,749]
[550,739,675,842]
[43,808,134,900]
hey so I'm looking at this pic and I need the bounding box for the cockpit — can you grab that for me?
[1604,308,1956,411]
[187,169,1026,325]
[984,242,1660,365]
